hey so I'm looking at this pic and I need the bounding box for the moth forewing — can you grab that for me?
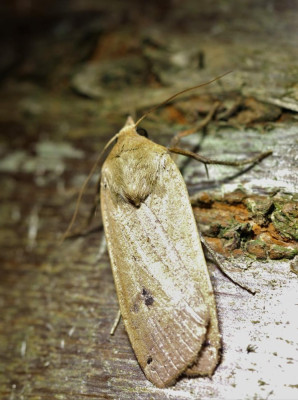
[100,119,220,388]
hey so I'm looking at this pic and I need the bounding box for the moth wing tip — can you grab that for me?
[124,115,135,127]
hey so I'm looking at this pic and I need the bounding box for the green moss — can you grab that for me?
[246,239,268,259]
[269,245,297,260]
[271,198,298,240]
[245,197,273,225]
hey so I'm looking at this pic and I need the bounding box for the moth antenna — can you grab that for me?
[204,164,210,179]
[60,133,119,243]
[135,71,232,127]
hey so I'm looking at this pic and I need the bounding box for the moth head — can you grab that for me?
[117,116,136,137]
[124,115,135,127]
[118,116,148,139]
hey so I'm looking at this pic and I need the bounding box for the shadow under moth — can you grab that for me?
[65,74,271,388]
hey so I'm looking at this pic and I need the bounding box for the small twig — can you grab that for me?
[110,310,121,336]
[62,225,103,240]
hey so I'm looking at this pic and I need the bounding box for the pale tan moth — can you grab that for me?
[64,74,271,388]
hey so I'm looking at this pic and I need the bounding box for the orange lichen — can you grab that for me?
[193,190,297,260]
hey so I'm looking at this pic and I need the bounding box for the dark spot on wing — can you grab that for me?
[141,287,154,307]
[132,302,139,313]
[145,297,154,306]
[147,356,153,364]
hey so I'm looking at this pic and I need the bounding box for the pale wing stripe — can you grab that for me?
[119,214,184,305]
[120,213,206,328]
[106,202,207,333]
[146,313,205,385]
[149,311,202,366]
[149,311,199,367]
[104,196,207,385]
[172,308,205,352]
[136,204,206,326]
[148,368,164,388]
[147,316,190,383]
[141,203,199,290]
[115,210,207,377]
[149,317,181,372]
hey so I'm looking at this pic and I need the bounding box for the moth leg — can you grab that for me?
[86,172,101,227]
[61,171,102,242]
[110,309,122,336]
[168,146,272,168]
[170,101,220,149]
[61,174,102,241]
[199,233,256,295]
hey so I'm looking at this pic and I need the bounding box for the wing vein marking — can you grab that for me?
[146,310,206,384]
[150,319,181,373]
[172,308,205,351]
[149,315,186,368]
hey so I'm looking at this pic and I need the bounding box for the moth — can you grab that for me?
[100,116,221,388]
[64,74,271,388]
